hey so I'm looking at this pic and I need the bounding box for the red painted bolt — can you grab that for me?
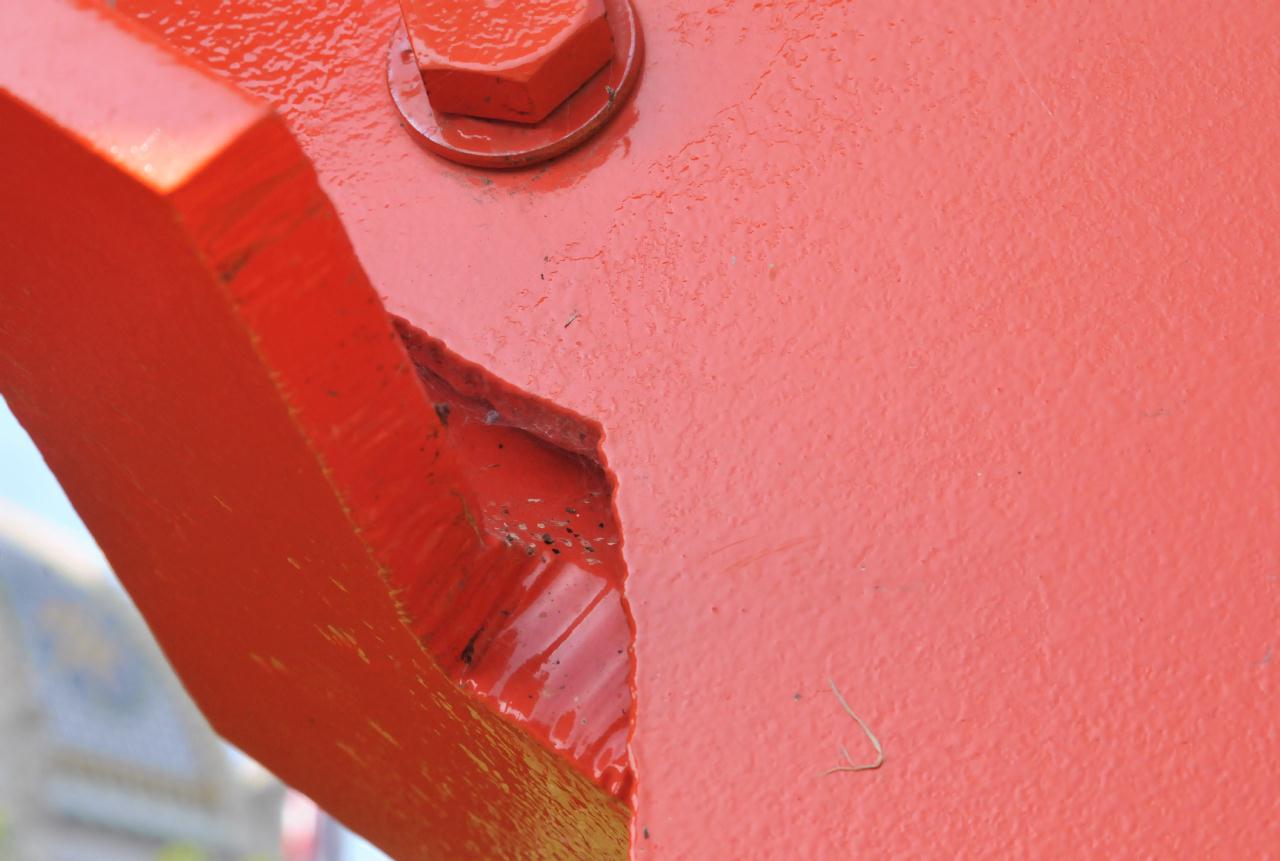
[397,0,616,124]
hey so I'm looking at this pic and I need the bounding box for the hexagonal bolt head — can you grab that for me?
[400,0,615,124]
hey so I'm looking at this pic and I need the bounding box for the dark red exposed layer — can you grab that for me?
[394,322,634,799]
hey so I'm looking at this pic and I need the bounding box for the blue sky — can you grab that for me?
[0,399,104,543]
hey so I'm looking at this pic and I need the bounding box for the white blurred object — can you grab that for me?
[0,500,108,587]
[0,396,109,553]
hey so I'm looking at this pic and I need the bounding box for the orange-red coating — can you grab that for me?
[399,0,613,123]
[9,0,1280,858]
[0,3,628,858]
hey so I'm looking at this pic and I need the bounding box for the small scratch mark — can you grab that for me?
[460,627,482,665]
[368,720,402,749]
[1001,30,1067,136]
[213,495,232,512]
[1036,572,1050,613]
[704,535,755,559]
[822,677,884,776]
[724,535,814,573]
[217,244,260,282]
[450,490,484,543]
[336,741,366,765]
[564,312,579,328]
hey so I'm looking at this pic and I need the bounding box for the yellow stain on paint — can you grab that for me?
[368,720,402,749]
[317,624,359,647]
[459,745,491,775]
[336,741,365,765]
[249,653,287,673]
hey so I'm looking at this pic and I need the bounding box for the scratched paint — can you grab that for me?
[397,324,634,799]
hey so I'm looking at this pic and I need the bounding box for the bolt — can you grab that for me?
[398,0,615,124]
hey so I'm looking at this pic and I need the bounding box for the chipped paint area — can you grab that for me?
[395,324,634,800]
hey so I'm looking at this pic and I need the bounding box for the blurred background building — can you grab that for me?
[0,399,388,861]
[0,511,282,860]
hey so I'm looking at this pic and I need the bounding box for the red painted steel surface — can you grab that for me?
[6,0,1280,858]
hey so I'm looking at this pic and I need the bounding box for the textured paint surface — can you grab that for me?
[14,0,1280,857]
